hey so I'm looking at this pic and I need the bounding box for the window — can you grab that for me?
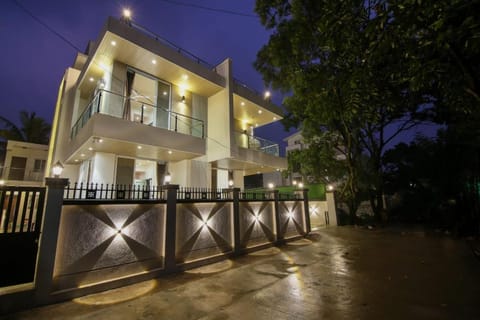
[8,156,27,180]
[33,159,46,172]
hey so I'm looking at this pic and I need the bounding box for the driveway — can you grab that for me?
[3,226,480,319]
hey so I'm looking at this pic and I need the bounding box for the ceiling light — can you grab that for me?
[88,147,93,151]
[137,145,142,149]
[241,102,245,106]
[273,117,277,120]
[152,59,157,64]
[75,159,79,162]
[182,74,188,80]
[258,110,263,114]
[98,138,103,143]
[111,40,117,46]
[168,150,173,154]
[80,153,85,157]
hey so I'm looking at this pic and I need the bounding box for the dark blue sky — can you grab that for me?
[1,0,295,148]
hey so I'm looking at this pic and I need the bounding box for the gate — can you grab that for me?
[0,186,46,287]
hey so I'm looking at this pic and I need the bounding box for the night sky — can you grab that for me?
[1,0,295,149]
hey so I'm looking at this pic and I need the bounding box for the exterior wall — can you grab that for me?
[53,203,166,290]
[91,152,116,184]
[1,141,48,186]
[207,89,230,162]
[239,201,275,248]
[309,201,329,228]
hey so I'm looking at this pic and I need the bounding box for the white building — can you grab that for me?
[48,17,287,189]
[0,140,48,186]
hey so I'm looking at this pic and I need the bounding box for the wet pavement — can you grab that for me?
[2,226,480,319]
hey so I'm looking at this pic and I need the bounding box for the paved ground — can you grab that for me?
[2,226,480,320]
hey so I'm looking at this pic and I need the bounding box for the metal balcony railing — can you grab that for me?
[0,166,44,182]
[70,89,205,139]
[234,131,280,156]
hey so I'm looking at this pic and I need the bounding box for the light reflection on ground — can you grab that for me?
[248,247,281,256]
[73,280,157,305]
[185,259,233,274]
[286,238,312,246]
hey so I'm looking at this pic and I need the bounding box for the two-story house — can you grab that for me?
[48,17,286,189]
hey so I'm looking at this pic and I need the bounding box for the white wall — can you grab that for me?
[90,152,116,184]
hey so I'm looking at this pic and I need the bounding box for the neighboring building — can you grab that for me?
[48,17,286,189]
[0,140,48,186]
[284,131,304,185]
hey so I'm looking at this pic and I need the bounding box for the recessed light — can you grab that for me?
[88,147,93,151]
[241,102,245,106]
[111,40,117,46]
[80,153,85,157]
[137,145,142,149]
[168,150,172,154]
[273,117,277,120]
[98,138,103,143]
[75,159,79,162]
[89,77,94,82]
[258,110,263,114]
[152,59,157,64]
[182,74,188,80]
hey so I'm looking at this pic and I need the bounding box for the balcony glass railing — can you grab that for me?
[71,90,205,139]
[234,131,280,156]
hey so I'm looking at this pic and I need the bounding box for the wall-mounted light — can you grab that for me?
[327,184,334,191]
[52,161,64,178]
[298,182,304,189]
[268,182,274,189]
[181,95,186,103]
[164,172,171,185]
[264,91,271,99]
[123,8,132,19]
[228,179,234,187]
[292,180,297,186]
[287,211,294,219]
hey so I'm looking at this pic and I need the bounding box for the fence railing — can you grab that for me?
[0,186,46,234]
[62,183,300,202]
[63,182,166,201]
[71,89,205,140]
[234,131,280,156]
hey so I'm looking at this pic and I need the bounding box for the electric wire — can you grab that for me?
[155,0,257,18]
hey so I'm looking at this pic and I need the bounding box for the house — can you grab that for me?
[0,140,48,186]
[284,131,304,185]
[48,17,286,189]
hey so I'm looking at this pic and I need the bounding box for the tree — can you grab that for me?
[254,0,431,222]
[0,111,51,145]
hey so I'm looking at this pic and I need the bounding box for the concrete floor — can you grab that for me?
[2,226,480,319]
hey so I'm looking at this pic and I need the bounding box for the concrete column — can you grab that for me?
[273,190,284,244]
[302,188,311,234]
[164,184,179,272]
[34,177,68,304]
[232,188,241,255]
[326,191,338,226]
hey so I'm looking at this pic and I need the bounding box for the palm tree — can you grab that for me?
[0,111,51,145]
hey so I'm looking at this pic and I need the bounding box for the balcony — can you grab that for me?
[71,89,204,140]
[234,131,280,156]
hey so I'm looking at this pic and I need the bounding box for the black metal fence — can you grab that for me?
[0,186,46,287]
[63,182,166,201]
[177,187,233,201]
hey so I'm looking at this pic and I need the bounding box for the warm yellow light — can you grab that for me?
[89,77,94,82]
[298,182,304,189]
[0,180,5,186]
[123,8,132,18]
[327,184,334,191]
[228,179,234,187]
[241,101,245,106]
[258,110,263,114]
[292,180,297,186]
[151,59,157,64]
[52,161,64,178]
[163,91,167,96]
[273,117,277,120]
[80,153,85,157]
[182,74,189,80]
[111,40,117,46]
[264,91,271,99]
[268,182,274,189]
[137,145,142,149]
[168,150,172,154]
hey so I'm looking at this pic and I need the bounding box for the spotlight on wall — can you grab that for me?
[164,172,172,185]
[287,211,294,219]
[52,161,64,178]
